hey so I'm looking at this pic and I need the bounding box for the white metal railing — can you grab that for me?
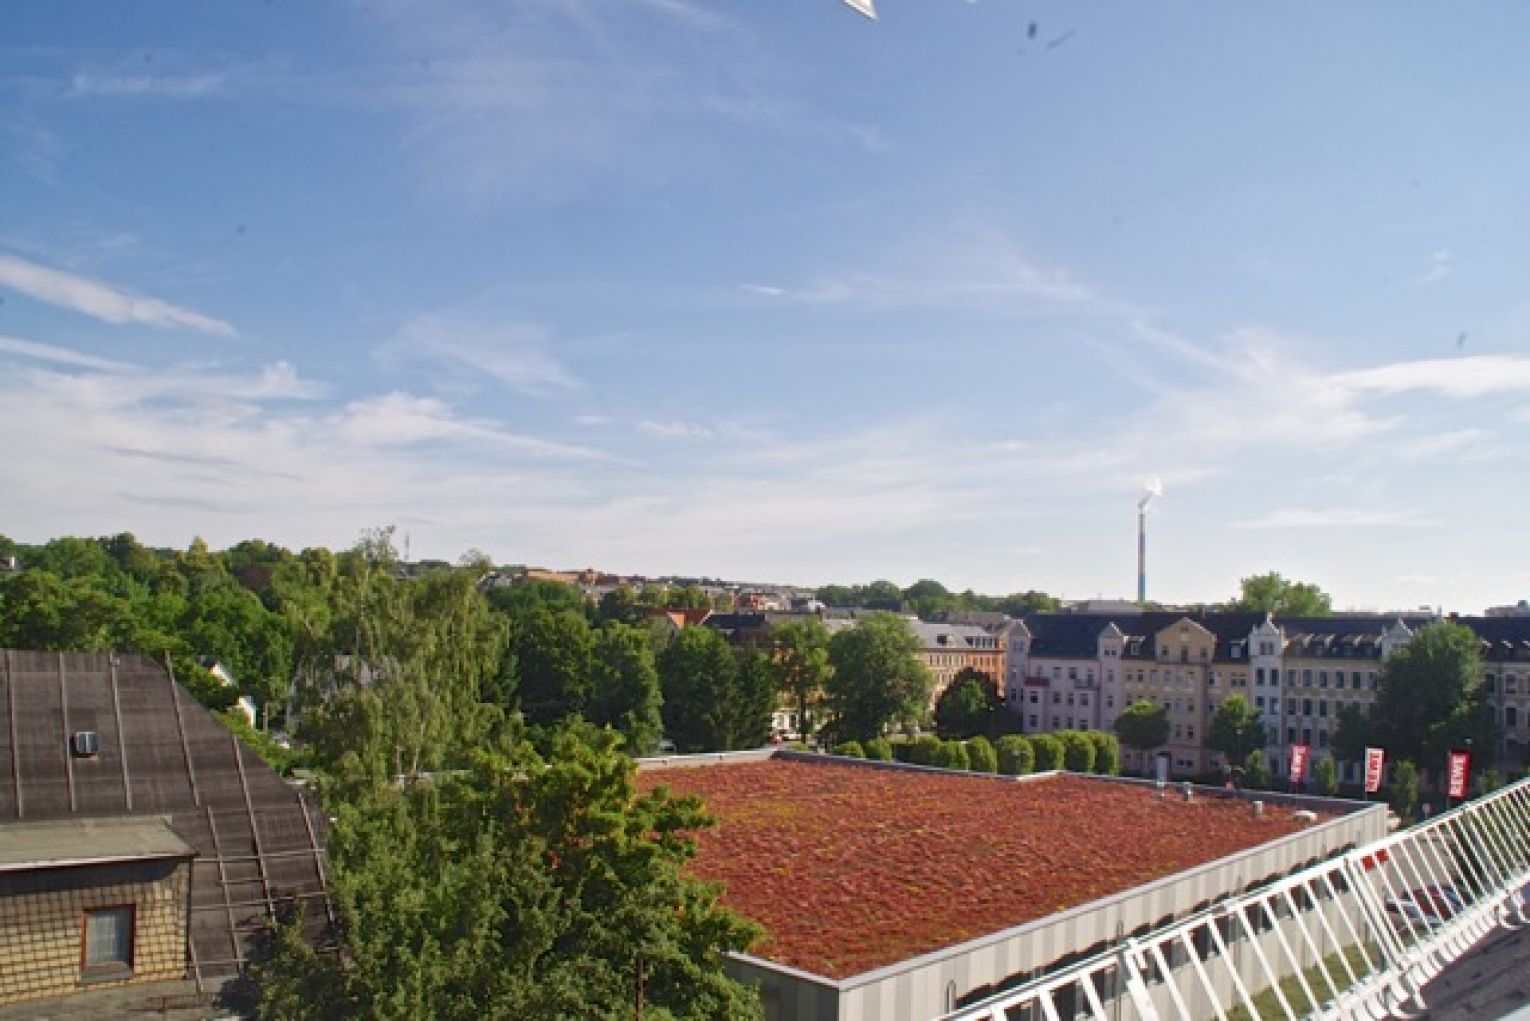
[938,778,1530,1021]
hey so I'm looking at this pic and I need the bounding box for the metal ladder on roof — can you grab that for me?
[938,778,1530,1021]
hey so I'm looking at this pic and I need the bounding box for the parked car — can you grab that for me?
[1385,898,1443,931]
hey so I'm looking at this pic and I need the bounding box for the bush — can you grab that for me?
[1031,733,1065,772]
[996,735,1034,775]
[906,734,942,766]
[1391,760,1419,822]
[1313,755,1339,796]
[965,736,997,773]
[1087,731,1120,775]
[1058,730,1096,773]
[1243,749,1269,789]
[931,740,971,771]
[863,736,893,762]
[832,740,865,759]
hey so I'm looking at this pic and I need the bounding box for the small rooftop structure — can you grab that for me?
[0,816,192,873]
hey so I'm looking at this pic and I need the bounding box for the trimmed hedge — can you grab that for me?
[965,735,998,773]
[1087,731,1121,775]
[996,735,1034,775]
[832,740,865,758]
[931,740,971,771]
[863,736,893,762]
[905,735,942,766]
[1058,730,1097,773]
[1030,733,1065,772]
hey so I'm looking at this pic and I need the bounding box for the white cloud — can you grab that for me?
[1232,508,1437,530]
[1338,355,1530,399]
[747,224,1095,310]
[0,335,132,372]
[1420,248,1454,284]
[334,392,608,459]
[0,253,235,335]
[639,419,715,440]
[379,312,580,394]
[67,72,230,99]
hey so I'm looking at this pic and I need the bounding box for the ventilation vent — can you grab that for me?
[71,731,100,758]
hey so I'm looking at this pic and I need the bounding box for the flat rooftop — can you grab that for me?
[638,757,1333,979]
[0,815,193,873]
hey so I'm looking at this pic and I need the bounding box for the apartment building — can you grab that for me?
[910,620,1005,704]
[1006,611,1530,780]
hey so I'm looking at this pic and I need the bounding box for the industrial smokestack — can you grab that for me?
[1137,478,1163,603]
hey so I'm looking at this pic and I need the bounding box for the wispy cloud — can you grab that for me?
[639,419,715,440]
[67,71,230,99]
[0,334,132,372]
[1232,508,1437,530]
[0,253,235,335]
[1338,354,1530,399]
[333,392,607,459]
[1420,248,1454,284]
[742,224,1095,310]
[378,312,580,395]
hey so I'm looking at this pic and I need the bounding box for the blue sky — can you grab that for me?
[3,1,1529,612]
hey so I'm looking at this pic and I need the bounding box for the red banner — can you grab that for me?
[1288,744,1309,786]
[1364,747,1385,793]
[1448,750,1471,800]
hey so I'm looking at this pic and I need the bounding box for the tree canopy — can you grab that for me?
[822,613,933,744]
[1207,695,1266,766]
[252,726,761,1020]
[1229,572,1333,616]
[770,617,831,741]
[1113,700,1171,754]
[1370,620,1494,768]
[932,669,1000,740]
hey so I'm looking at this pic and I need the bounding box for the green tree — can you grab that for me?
[932,671,997,740]
[1207,695,1267,767]
[658,627,741,752]
[1313,755,1340,796]
[770,618,831,742]
[902,578,955,620]
[254,726,761,1020]
[732,645,779,750]
[822,614,933,744]
[1230,572,1333,616]
[996,735,1034,775]
[1114,700,1171,764]
[510,608,595,727]
[1371,620,1494,769]
[588,623,664,755]
[1332,704,1372,766]
[595,584,643,626]
[1391,759,1420,822]
[1030,733,1065,771]
[863,736,893,761]
[1243,749,1270,789]
[996,590,1061,616]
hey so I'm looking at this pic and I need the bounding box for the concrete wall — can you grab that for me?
[0,858,190,1007]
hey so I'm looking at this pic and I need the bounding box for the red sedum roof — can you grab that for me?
[638,759,1326,978]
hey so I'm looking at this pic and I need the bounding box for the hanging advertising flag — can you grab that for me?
[1288,744,1309,786]
[1448,750,1472,800]
[1364,747,1386,793]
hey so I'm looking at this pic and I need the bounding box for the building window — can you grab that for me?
[1052,692,1061,705]
[1029,715,1038,729]
[1255,668,1265,686]
[1303,699,1313,716]
[1303,670,1312,685]
[1106,696,1114,708]
[1318,730,1329,748]
[1255,695,1266,710]
[1271,668,1280,684]
[1080,694,1090,706]
[1352,671,1363,689]
[1318,700,1328,718]
[1051,716,1060,729]
[84,906,134,971]
[1028,692,1039,705]
[1508,706,1519,729]
[1186,726,1195,740]
[1318,671,1328,688]
[1271,698,1280,714]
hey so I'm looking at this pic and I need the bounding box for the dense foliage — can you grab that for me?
[1113,699,1171,755]
[1228,572,1333,616]
[822,613,933,744]
[1207,695,1266,767]
[1370,620,1494,769]
[815,578,1059,620]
